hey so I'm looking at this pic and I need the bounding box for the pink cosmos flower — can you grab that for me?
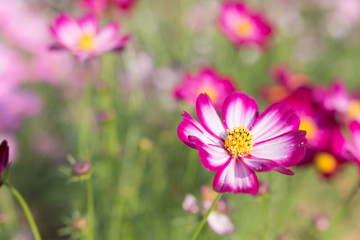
[283,86,348,178]
[261,65,309,103]
[81,0,109,14]
[316,80,360,124]
[50,14,130,61]
[177,91,307,194]
[173,68,236,110]
[81,0,137,14]
[344,121,360,166]
[183,186,236,235]
[219,2,272,49]
[115,0,138,11]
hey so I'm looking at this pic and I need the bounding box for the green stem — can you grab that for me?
[321,183,359,240]
[6,184,42,240]
[261,195,270,240]
[86,179,94,240]
[191,193,223,240]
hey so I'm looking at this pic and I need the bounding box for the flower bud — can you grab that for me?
[257,181,270,196]
[0,212,7,223]
[72,161,91,176]
[94,80,108,92]
[72,217,87,232]
[95,111,114,124]
[312,214,330,232]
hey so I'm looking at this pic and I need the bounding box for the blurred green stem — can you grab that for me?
[78,79,92,160]
[321,182,359,240]
[86,179,94,240]
[261,195,270,240]
[6,183,42,240]
[191,193,222,240]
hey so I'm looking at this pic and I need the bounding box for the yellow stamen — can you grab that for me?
[235,18,254,37]
[347,100,360,120]
[299,117,317,140]
[224,126,253,156]
[197,88,218,102]
[314,152,337,174]
[78,33,95,51]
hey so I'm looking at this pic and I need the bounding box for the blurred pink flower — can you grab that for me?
[183,186,236,235]
[50,14,130,61]
[0,90,42,132]
[81,0,138,14]
[316,80,360,124]
[81,0,109,14]
[219,1,272,49]
[31,50,77,86]
[261,65,309,103]
[173,68,236,110]
[178,92,307,194]
[0,0,50,53]
[115,0,138,11]
[0,44,27,94]
[283,86,348,178]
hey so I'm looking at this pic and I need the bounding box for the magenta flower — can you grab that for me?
[81,0,109,14]
[81,0,137,14]
[178,92,307,194]
[50,14,130,61]
[345,121,360,164]
[114,0,138,11]
[173,68,236,110]
[219,2,272,49]
[0,140,9,186]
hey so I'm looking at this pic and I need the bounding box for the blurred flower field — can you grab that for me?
[1,0,360,239]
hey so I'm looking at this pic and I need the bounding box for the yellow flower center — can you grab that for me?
[299,117,317,140]
[235,18,254,37]
[314,152,337,174]
[78,33,95,51]
[224,126,253,156]
[197,87,218,102]
[347,100,360,120]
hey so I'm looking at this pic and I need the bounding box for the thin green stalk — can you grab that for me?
[321,183,359,240]
[261,195,270,240]
[78,81,92,160]
[6,183,41,240]
[191,193,223,240]
[85,179,94,240]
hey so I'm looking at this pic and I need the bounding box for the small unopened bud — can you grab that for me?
[94,80,109,92]
[277,234,289,240]
[95,111,114,124]
[0,212,7,223]
[312,214,330,232]
[72,217,87,232]
[257,181,270,196]
[72,161,91,176]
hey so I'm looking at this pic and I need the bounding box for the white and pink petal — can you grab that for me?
[207,211,236,235]
[194,140,231,171]
[222,92,258,130]
[250,130,307,167]
[212,158,259,194]
[196,93,227,140]
[250,102,300,143]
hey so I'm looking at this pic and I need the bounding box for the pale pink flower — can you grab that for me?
[219,2,272,49]
[50,14,130,61]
